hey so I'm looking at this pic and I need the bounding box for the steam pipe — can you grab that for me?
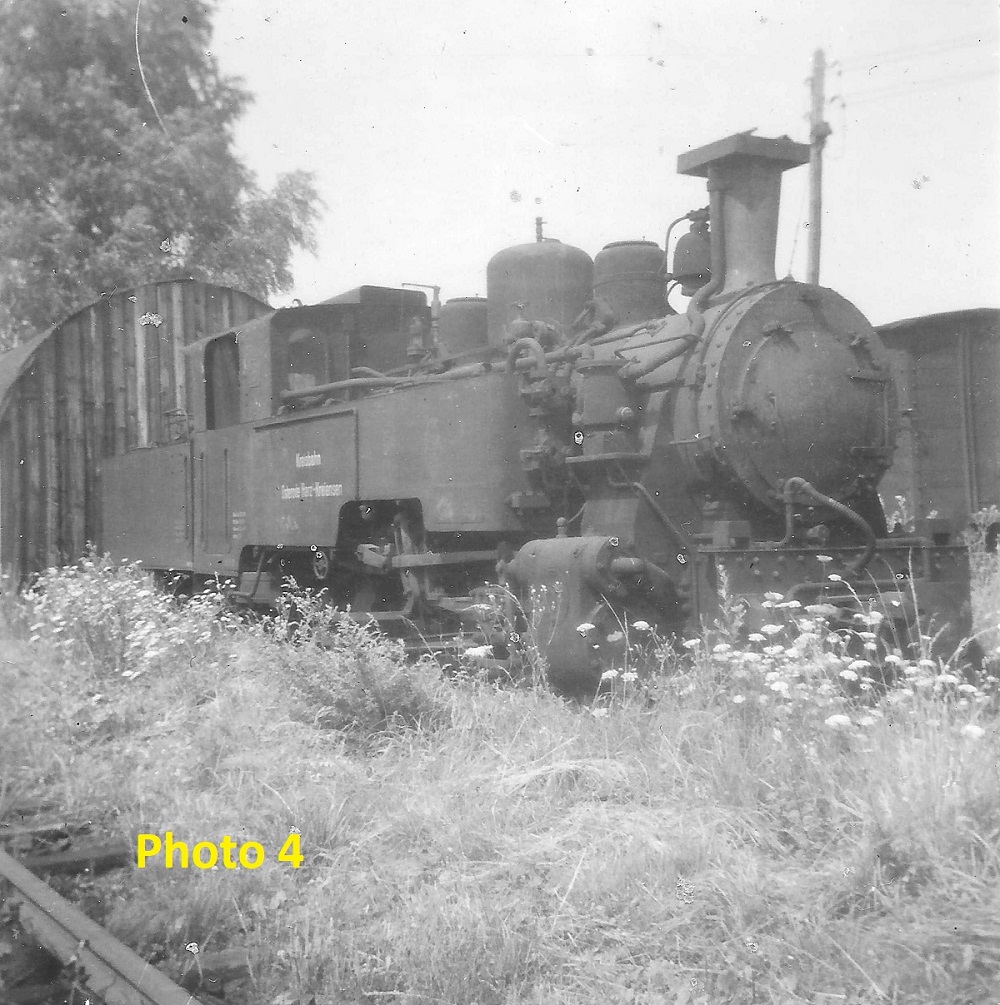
[587,320,659,346]
[661,213,690,275]
[778,493,797,547]
[616,177,725,382]
[506,337,548,377]
[783,477,877,575]
[439,363,487,380]
[280,376,401,401]
[616,337,695,382]
[685,170,726,341]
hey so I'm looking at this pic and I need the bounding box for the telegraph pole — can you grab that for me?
[807,48,831,285]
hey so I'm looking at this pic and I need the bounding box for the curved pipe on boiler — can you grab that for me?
[506,337,549,378]
[685,172,726,343]
[783,477,878,575]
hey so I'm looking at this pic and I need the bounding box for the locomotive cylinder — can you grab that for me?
[592,240,666,325]
[486,238,593,346]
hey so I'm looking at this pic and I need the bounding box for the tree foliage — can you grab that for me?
[0,0,321,343]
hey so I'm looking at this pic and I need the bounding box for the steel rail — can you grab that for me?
[0,845,202,1005]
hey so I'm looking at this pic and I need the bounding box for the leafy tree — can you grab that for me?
[0,0,321,344]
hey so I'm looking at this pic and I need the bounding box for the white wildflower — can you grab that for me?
[576,622,596,635]
[935,673,960,685]
[606,631,624,643]
[764,592,784,602]
[805,604,839,617]
[748,633,766,643]
[682,638,701,649]
[839,669,859,681]
[631,620,651,632]
[827,574,843,582]
[621,671,638,683]
[769,680,790,694]
[761,624,783,636]
[849,660,871,671]
[713,643,732,654]
[732,694,746,704]
[825,714,853,730]
[763,645,785,656]
[464,645,492,659]
[961,723,986,741]
[919,658,936,668]
[775,600,802,609]
[882,654,903,665]
[591,707,609,718]
[601,668,620,680]
[816,555,833,564]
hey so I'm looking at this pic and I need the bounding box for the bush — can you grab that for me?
[23,553,234,683]
[254,584,452,737]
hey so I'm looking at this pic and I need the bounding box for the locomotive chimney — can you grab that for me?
[677,132,810,293]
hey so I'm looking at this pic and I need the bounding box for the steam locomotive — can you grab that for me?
[87,131,972,694]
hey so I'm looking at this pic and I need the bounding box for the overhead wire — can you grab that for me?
[843,67,998,108]
[836,33,997,71]
[828,32,998,114]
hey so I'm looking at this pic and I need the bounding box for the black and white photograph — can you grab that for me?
[0,1,997,1002]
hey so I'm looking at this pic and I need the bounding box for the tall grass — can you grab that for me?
[1,556,997,1004]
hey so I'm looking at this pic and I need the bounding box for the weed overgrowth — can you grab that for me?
[1,555,997,1005]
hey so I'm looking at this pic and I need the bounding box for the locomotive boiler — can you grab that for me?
[88,130,974,694]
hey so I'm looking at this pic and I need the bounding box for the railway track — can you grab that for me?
[1,844,203,1004]
[0,809,215,1005]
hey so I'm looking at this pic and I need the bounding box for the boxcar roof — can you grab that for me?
[877,306,999,337]
[320,285,428,306]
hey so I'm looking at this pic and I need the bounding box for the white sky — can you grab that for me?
[212,0,999,326]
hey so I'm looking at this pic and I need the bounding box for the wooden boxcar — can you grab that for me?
[0,280,270,581]
[878,308,1000,530]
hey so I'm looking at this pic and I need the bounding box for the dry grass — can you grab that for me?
[1,560,999,1005]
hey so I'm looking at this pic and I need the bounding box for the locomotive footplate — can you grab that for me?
[706,539,976,662]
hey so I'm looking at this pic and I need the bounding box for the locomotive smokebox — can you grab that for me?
[678,133,809,293]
